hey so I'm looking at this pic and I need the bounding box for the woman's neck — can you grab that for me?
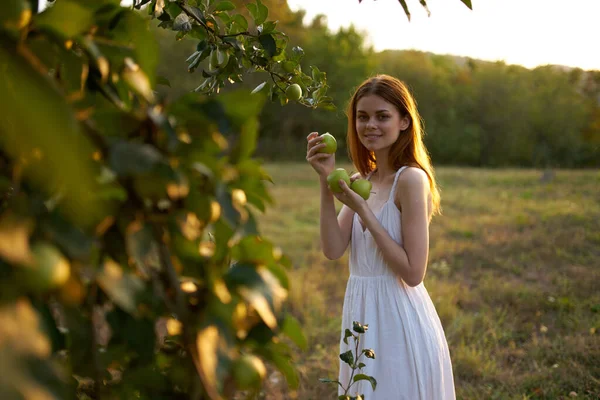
[372,164,396,185]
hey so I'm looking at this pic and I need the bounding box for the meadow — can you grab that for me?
[256,163,600,400]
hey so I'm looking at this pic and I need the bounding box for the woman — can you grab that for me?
[306,74,455,399]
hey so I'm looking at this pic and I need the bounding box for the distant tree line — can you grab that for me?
[154,1,600,168]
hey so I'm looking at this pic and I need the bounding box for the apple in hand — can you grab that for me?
[350,178,372,200]
[327,168,350,193]
[317,132,337,154]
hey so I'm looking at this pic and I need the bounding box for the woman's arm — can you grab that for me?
[306,131,355,260]
[319,176,355,260]
[357,168,430,286]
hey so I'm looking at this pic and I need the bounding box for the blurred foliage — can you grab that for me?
[0,0,341,398]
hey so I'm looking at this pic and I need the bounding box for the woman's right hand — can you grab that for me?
[306,132,335,179]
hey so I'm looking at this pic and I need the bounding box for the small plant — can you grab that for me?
[320,321,377,400]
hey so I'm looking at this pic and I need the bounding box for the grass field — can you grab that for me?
[254,163,600,400]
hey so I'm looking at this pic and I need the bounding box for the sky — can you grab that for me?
[287,0,600,71]
[37,0,599,71]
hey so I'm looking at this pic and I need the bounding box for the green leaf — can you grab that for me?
[106,9,159,86]
[358,362,366,369]
[188,51,203,72]
[362,348,376,359]
[353,321,368,333]
[62,304,97,376]
[343,328,354,345]
[0,300,68,399]
[156,75,171,87]
[0,39,104,227]
[340,350,354,367]
[245,2,258,22]
[460,0,473,9]
[59,48,86,96]
[251,81,267,94]
[0,0,31,34]
[125,221,159,275]
[259,20,277,34]
[319,378,342,387]
[215,11,231,24]
[281,314,307,350]
[0,213,33,265]
[215,183,241,228]
[218,88,266,162]
[214,1,235,11]
[195,323,234,398]
[218,88,265,126]
[267,342,299,389]
[397,0,411,21]
[108,141,166,177]
[225,263,284,329]
[259,34,276,58]
[189,24,208,40]
[230,13,248,33]
[39,211,93,261]
[255,0,268,26]
[35,0,94,38]
[264,260,288,290]
[185,5,206,24]
[105,307,156,364]
[232,235,274,264]
[31,298,66,353]
[290,45,304,62]
[97,259,145,314]
[353,374,377,391]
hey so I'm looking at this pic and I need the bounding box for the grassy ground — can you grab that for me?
[254,163,600,400]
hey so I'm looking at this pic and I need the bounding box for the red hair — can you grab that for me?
[346,74,441,216]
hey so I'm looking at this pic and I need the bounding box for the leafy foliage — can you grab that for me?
[320,321,377,399]
[145,0,332,109]
[0,0,322,398]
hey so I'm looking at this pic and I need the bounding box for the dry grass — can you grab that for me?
[254,164,600,400]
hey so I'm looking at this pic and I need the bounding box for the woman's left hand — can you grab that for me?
[332,179,368,215]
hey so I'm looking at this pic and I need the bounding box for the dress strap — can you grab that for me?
[388,166,409,202]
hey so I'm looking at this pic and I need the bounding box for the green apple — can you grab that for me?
[285,83,302,101]
[351,178,372,200]
[22,242,71,292]
[209,48,229,69]
[232,354,267,390]
[318,132,337,154]
[133,174,167,201]
[282,61,296,73]
[1,0,31,32]
[327,168,350,193]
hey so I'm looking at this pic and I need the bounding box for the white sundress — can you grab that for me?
[338,166,456,400]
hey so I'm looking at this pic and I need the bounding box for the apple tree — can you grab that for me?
[0,0,332,398]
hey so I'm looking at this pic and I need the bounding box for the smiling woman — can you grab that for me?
[306,74,454,399]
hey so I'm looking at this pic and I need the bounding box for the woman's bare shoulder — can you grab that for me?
[397,166,428,187]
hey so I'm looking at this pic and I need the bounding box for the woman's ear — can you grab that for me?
[399,115,411,131]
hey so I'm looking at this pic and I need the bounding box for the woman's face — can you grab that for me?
[355,94,409,153]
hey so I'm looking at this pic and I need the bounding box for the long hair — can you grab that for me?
[346,74,441,216]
